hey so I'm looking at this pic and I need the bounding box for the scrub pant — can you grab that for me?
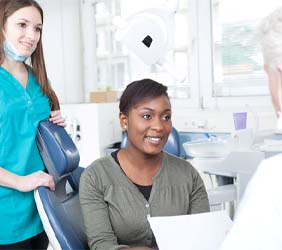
[0,231,49,250]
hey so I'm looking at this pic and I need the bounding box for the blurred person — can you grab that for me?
[220,9,282,245]
[257,7,282,122]
[220,153,282,250]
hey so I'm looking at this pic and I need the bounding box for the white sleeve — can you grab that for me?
[219,154,282,250]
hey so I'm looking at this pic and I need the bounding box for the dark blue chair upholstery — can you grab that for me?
[121,127,181,157]
[34,121,88,250]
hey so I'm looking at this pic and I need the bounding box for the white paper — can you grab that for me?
[148,210,232,250]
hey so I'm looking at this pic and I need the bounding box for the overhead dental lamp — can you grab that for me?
[115,2,186,82]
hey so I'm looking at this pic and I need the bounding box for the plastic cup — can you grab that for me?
[233,112,247,130]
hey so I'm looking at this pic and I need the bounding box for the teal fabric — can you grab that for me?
[0,66,50,244]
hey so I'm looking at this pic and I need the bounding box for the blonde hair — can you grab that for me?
[257,7,282,68]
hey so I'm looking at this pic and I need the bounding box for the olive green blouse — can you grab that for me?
[79,152,209,250]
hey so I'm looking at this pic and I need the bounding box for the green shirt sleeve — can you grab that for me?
[188,167,210,214]
[79,154,209,250]
[79,165,128,250]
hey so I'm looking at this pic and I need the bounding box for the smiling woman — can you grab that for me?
[0,0,65,249]
[119,79,172,160]
[79,78,210,250]
[3,6,42,61]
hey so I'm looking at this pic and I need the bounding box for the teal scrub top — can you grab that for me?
[0,66,51,244]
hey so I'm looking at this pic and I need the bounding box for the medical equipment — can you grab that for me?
[184,128,282,215]
[35,121,88,250]
[183,129,267,218]
[115,1,186,82]
[183,136,232,158]
[64,117,81,143]
[183,129,254,158]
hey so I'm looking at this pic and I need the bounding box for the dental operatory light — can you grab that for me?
[114,0,186,83]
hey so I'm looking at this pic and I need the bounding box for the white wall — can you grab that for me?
[171,100,278,133]
[38,0,84,103]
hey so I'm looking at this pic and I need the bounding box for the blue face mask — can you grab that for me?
[3,39,28,62]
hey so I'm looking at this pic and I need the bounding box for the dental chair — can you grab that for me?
[34,121,89,250]
[121,126,181,157]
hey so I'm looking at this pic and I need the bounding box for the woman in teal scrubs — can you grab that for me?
[0,0,65,249]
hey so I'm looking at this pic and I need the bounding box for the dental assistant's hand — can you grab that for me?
[16,171,55,192]
[49,110,66,127]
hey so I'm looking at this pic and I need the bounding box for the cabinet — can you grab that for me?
[61,103,121,166]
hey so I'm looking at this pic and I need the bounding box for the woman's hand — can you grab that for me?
[49,110,66,127]
[16,171,55,192]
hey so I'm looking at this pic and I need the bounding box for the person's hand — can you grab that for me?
[49,110,66,127]
[16,171,55,192]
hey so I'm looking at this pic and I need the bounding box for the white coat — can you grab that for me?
[220,153,282,250]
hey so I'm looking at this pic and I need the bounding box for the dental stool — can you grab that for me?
[34,121,89,250]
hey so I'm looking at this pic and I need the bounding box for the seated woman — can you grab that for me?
[79,79,210,250]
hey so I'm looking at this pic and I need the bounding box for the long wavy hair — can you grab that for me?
[0,0,59,110]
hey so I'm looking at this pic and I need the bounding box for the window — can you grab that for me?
[91,0,281,109]
[93,0,193,100]
[211,0,282,98]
